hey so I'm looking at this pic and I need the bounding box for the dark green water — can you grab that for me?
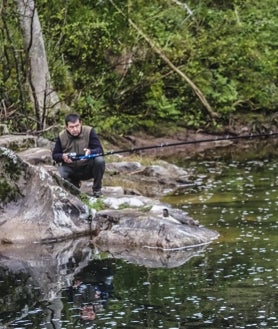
[0,143,277,328]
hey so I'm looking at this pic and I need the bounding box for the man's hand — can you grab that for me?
[62,153,73,163]
[84,148,91,156]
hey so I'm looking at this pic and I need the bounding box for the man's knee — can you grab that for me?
[90,156,105,169]
[58,166,73,179]
[58,166,68,178]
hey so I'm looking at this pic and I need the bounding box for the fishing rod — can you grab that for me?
[69,132,278,161]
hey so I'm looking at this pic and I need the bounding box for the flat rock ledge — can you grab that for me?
[0,136,219,250]
[92,207,218,251]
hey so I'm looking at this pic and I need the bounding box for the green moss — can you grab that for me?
[1,152,23,179]
[0,178,18,203]
[118,202,130,210]
[79,193,106,211]
[139,205,152,212]
[90,198,106,211]
[0,147,25,205]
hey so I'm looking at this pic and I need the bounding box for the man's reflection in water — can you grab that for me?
[67,260,114,324]
[80,304,96,321]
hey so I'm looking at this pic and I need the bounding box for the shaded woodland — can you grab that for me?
[1,0,277,135]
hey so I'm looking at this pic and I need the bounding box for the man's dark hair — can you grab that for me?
[65,113,81,125]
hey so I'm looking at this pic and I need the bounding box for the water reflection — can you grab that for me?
[63,259,114,326]
[0,236,206,328]
[97,244,209,268]
[0,238,92,327]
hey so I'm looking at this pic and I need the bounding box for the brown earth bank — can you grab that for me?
[97,110,278,157]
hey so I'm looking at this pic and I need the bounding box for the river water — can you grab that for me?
[0,141,277,328]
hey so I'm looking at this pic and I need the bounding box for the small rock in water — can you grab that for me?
[163,208,199,226]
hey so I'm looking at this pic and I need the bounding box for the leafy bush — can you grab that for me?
[1,0,277,133]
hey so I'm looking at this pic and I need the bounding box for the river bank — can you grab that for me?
[0,131,220,249]
[1,125,278,248]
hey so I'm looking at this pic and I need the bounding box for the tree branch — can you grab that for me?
[170,0,194,17]
[109,0,218,119]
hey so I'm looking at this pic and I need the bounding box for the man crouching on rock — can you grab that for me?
[52,113,105,197]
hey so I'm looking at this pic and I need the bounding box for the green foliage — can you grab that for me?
[1,0,278,133]
[0,178,18,204]
[145,78,181,120]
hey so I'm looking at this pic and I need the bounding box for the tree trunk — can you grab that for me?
[14,0,60,130]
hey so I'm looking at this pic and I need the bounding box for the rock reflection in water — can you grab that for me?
[0,238,92,327]
[0,236,203,328]
[100,244,208,268]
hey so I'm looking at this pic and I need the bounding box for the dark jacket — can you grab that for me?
[52,125,104,166]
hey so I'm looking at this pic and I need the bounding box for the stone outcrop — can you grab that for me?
[0,146,91,243]
[0,133,37,151]
[0,134,219,250]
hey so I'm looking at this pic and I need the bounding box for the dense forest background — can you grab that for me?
[1,0,277,136]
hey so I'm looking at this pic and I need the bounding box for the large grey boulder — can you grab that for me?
[0,134,37,151]
[0,147,91,243]
[104,159,192,197]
